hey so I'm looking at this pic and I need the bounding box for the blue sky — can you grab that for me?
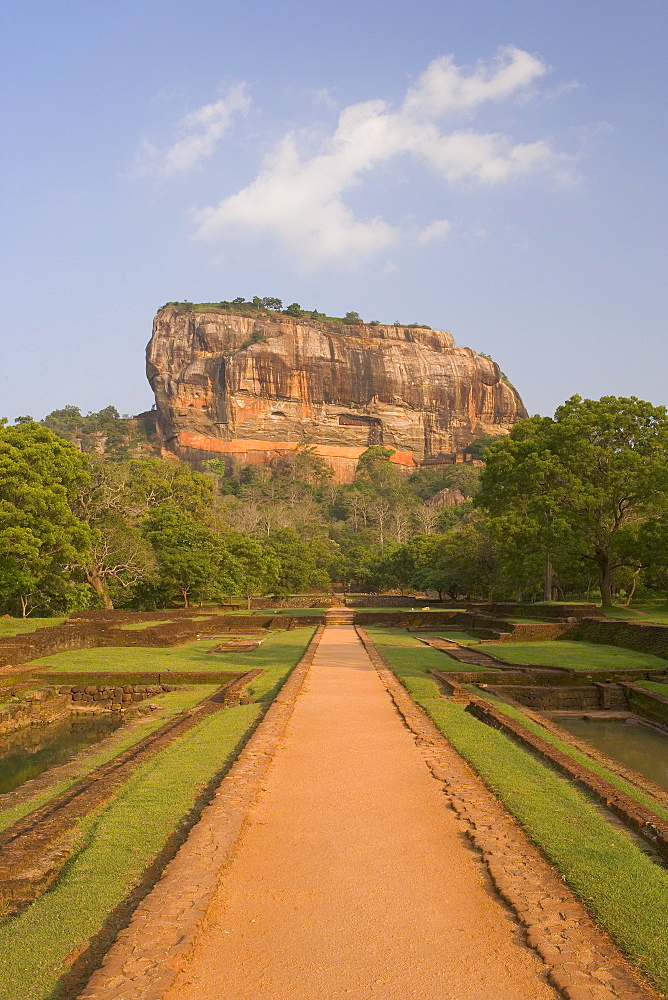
[1,0,666,421]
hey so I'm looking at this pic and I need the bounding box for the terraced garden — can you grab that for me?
[365,624,668,995]
[479,639,668,672]
[0,622,317,1000]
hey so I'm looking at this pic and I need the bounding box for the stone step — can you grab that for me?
[324,607,356,626]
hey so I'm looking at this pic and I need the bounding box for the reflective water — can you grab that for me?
[557,717,668,789]
[0,716,123,794]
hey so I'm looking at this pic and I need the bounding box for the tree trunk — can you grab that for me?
[543,552,553,602]
[181,589,189,608]
[597,551,613,607]
[625,568,641,606]
[85,569,114,609]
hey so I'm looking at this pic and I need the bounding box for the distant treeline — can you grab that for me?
[1,395,667,615]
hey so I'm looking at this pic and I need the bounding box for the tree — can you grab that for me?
[71,458,156,608]
[477,396,668,606]
[284,302,303,318]
[0,422,92,615]
[226,534,279,608]
[266,528,330,595]
[262,297,282,311]
[343,311,362,324]
[142,505,225,607]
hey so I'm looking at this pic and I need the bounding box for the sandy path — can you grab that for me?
[166,626,557,1000]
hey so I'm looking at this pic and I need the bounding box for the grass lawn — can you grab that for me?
[0,702,260,1000]
[0,618,67,638]
[0,686,219,833]
[271,608,325,616]
[636,680,668,697]
[603,602,668,625]
[467,687,668,823]
[0,627,315,1000]
[481,640,667,672]
[416,630,484,645]
[377,633,668,995]
[367,628,491,673]
[118,620,172,630]
[30,628,316,680]
[352,606,449,613]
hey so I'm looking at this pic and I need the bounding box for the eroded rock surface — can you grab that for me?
[147,308,527,481]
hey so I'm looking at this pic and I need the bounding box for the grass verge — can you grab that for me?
[0,687,218,833]
[31,627,315,677]
[637,680,668,697]
[0,618,66,638]
[368,626,668,995]
[481,639,667,672]
[0,627,315,999]
[0,703,260,1000]
[367,628,492,673]
[465,686,668,822]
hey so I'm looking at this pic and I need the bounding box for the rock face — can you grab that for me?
[147,307,527,482]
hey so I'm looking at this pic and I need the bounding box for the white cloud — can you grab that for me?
[191,47,575,265]
[130,84,250,177]
[416,219,451,246]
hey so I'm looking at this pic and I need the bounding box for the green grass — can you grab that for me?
[352,606,449,612]
[375,629,668,995]
[481,639,667,672]
[500,616,555,624]
[0,627,314,999]
[603,602,668,625]
[0,686,219,833]
[117,620,172,630]
[636,680,668,697]
[367,628,491,674]
[271,608,325,616]
[0,702,261,1000]
[0,618,66,638]
[467,687,668,823]
[413,629,484,645]
[30,627,315,678]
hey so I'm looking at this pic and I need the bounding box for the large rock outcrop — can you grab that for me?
[147,307,527,482]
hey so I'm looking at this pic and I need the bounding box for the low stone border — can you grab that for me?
[356,626,661,1000]
[473,688,668,812]
[0,670,261,919]
[74,624,324,1000]
[466,698,668,864]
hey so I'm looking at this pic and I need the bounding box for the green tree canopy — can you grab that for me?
[0,422,91,615]
[476,396,668,606]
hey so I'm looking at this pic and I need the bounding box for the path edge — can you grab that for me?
[76,624,324,1000]
[356,625,661,1000]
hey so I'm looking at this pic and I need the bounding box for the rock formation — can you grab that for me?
[146,306,527,482]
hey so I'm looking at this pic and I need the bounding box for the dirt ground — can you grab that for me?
[165,626,557,1000]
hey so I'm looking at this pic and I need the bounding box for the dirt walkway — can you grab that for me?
[164,626,557,1000]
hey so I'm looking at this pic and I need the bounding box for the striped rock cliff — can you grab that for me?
[146,307,527,482]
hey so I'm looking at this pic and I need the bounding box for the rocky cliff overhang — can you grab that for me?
[146,307,527,482]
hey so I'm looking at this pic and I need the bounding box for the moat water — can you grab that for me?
[0,715,123,795]
[557,717,668,789]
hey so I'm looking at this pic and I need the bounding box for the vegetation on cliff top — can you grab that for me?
[159,296,432,329]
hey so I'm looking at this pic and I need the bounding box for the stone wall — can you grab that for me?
[0,683,169,735]
[624,684,668,728]
[482,603,601,621]
[573,619,668,660]
[348,596,429,608]
[487,684,623,711]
